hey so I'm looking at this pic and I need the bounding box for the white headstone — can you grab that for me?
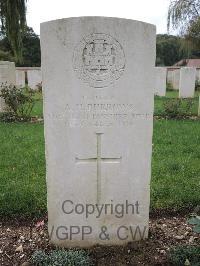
[0,61,16,112]
[179,67,196,98]
[0,61,16,84]
[16,70,25,87]
[154,67,166,96]
[172,69,180,90]
[27,69,42,89]
[41,17,156,247]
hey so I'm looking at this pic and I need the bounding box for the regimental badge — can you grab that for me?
[73,33,125,88]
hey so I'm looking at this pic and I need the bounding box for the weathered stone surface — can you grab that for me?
[154,67,166,96]
[41,17,156,247]
[0,61,16,112]
[27,69,42,89]
[179,67,196,98]
[16,70,25,87]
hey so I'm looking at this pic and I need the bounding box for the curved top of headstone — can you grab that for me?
[181,67,196,70]
[41,16,156,29]
[41,17,156,88]
[0,61,15,65]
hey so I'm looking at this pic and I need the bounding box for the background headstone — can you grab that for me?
[16,70,25,87]
[172,69,180,90]
[41,17,156,247]
[27,68,42,89]
[0,61,16,112]
[179,67,196,98]
[154,67,166,96]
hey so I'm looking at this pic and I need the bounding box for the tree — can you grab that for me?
[0,0,27,62]
[186,16,200,48]
[156,34,186,66]
[20,26,41,67]
[0,26,41,66]
[156,34,200,66]
[167,0,200,33]
[167,0,200,59]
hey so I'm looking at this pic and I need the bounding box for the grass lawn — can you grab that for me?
[152,119,200,210]
[0,91,199,217]
[0,123,46,217]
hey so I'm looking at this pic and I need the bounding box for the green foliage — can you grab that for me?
[0,0,27,62]
[0,84,36,121]
[156,34,187,66]
[156,34,200,67]
[169,246,200,265]
[0,26,41,66]
[0,49,14,61]
[167,0,200,57]
[31,249,91,266]
[163,98,194,118]
[164,98,181,118]
[36,82,42,93]
[167,0,200,33]
[188,216,200,233]
[154,91,199,116]
[186,17,200,50]
[20,26,41,67]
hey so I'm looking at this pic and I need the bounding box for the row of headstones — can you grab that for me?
[0,61,42,90]
[1,62,198,98]
[155,67,199,98]
[16,67,42,89]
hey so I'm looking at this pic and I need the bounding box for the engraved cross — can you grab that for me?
[75,133,121,203]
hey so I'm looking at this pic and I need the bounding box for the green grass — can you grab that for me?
[0,123,46,217]
[165,90,199,98]
[0,93,200,217]
[151,119,200,210]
